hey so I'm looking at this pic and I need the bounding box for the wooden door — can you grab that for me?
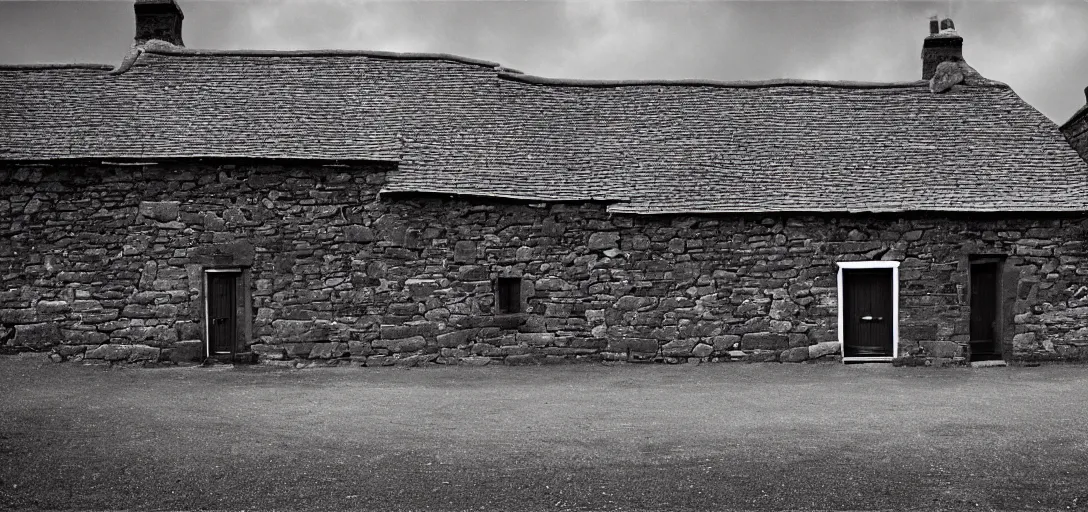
[842,269,894,357]
[969,262,1001,361]
[207,272,238,355]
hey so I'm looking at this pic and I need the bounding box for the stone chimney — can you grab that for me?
[921,17,963,80]
[134,0,184,47]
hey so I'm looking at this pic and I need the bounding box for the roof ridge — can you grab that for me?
[138,40,502,69]
[499,72,1016,91]
[0,63,113,71]
[499,72,932,90]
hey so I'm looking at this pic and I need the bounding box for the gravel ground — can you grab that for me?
[1,354,1087,511]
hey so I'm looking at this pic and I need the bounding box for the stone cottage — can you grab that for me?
[2,2,1088,367]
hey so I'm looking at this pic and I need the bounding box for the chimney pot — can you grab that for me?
[921,18,964,80]
[134,0,184,47]
[1084,86,1088,104]
[929,16,939,35]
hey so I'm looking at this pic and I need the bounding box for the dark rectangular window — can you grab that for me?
[496,277,522,314]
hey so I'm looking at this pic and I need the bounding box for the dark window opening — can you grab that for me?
[496,277,522,314]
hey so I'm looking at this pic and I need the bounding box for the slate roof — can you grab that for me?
[2,41,1087,213]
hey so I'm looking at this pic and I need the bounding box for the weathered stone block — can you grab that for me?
[271,320,329,342]
[667,238,685,253]
[347,340,373,357]
[900,323,938,342]
[391,354,423,367]
[691,343,714,358]
[925,357,955,368]
[454,241,477,263]
[454,314,527,330]
[587,232,620,250]
[712,335,742,353]
[920,340,961,359]
[13,322,61,349]
[607,337,659,354]
[70,300,103,312]
[128,345,161,362]
[174,321,202,341]
[373,336,427,353]
[535,277,566,292]
[366,354,394,366]
[35,301,70,314]
[456,265,487,281]
[622,234,651,251]
[570,337,606,350]
[136,201,179,222]
[808,341,840,359]
[152,304,179,318]
[130,292,164,305]
[500,344,531,356]
[380,321,439,340]
[740,332,788,350]
[344,225,375,242]
[437,329,480,348]
[309,342,335,359]
[77,310,118,323]
[661,339,696,357]
[779,346,809,363]
[284,342,315,357]
[166,341,203,364]
[86,344,133,361]
[1012,332,1036,350]
[470,343,502,356]
[251,344,286,360]
[748,350,780,363]
[405,279,438,300]
[54,345,86,358]
[121,304,156,319]
[61,329,109,345]
[615,295,655,312]
[112,325,178,346]
[516,333,555,347]
[544,303,572,318]
[0,308,39,324]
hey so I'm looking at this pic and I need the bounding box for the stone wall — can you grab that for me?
[2,161,1088,366]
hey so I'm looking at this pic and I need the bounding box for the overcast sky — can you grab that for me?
[1,0,1086,124]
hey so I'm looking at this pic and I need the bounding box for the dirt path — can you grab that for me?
[1,354,1087,511]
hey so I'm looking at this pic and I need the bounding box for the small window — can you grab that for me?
[496,277,522,314]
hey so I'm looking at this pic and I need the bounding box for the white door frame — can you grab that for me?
[836,261,900,363]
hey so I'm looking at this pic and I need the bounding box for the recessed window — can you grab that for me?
[496,277,522,314]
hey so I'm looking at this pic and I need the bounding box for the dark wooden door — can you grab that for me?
[843,269,894,357]
[969,262,1000,360]
[207,273,237,355]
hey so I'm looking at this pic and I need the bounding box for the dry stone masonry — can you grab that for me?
[3,162,1088,366]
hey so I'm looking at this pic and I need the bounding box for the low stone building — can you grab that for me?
[2,3,1088,366]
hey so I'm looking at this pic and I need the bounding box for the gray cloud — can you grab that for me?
[0,0,1085,123]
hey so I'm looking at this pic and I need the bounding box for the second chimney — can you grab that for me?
[921,17,962,80]
[135,0,184,47]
